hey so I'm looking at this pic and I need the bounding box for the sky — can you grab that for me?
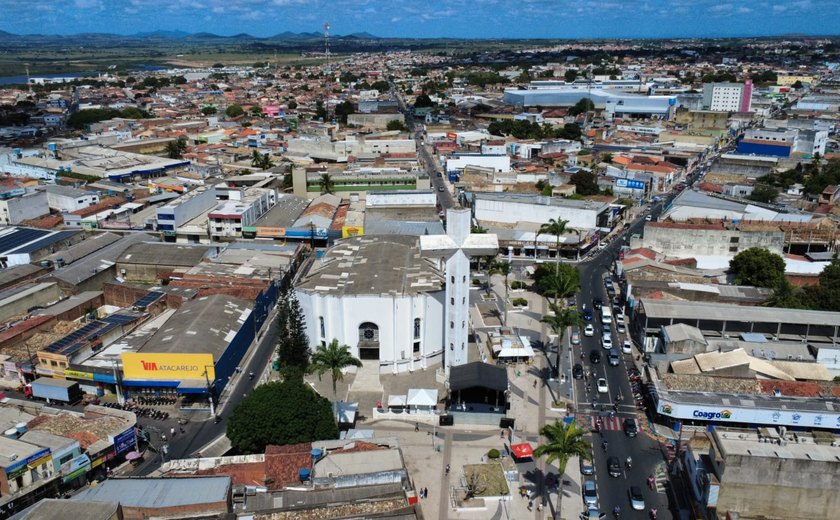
[1,0,839,39]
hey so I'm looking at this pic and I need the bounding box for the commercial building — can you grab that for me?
[296,235,445,373]
[244,193,310,240]
[700,427,840,519]
[639,221,785,257]
[346,112,405,130]
[43,185,99,212]
[208,187,276,239]
[702,81,752,112]
[286,134,416,162]
[0,190,49,225]
[0,227,82,268]
[155,186,218,239]
[736,128,796,157]
[71,476,231,519]
[446,154,511,173]
[292,165,429,199]
[0,282,61,322]
[503,87,677,119]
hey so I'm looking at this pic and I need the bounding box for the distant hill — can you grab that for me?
[344,32,380,39]
[0,29,382,41]
[134,30,190,39]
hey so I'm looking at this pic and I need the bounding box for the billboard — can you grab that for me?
[112,427,137,455]
[615,178,646,190]
[342,226,364,238]
[122,353,215,381]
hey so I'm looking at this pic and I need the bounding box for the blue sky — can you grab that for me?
[1,0,839,38]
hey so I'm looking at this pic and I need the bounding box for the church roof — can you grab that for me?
[296,235,444,296]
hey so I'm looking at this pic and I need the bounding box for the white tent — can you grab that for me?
[334,401,358,424]
[407,388,439,413]
[387,394,408,407]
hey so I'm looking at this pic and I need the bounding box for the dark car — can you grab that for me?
[607,456,622,478]
[623,418,638,438]
[593,298,603,310]
[573,363,584,379]
[590,350,601,364]
[583,306,593,321]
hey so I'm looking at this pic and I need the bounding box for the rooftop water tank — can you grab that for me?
[298,468,311,481]
[3,428,18,439]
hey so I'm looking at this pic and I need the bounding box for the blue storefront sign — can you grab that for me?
[615,178,646,190]
[112,427,136,455]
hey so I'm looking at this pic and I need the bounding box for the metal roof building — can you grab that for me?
[71,476,230,516]
[637,299,840,344]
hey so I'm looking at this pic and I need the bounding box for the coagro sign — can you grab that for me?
[121,353,215,381]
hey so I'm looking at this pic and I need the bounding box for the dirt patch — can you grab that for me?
[462,463,509,497]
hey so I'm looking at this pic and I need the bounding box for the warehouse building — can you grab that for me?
[503,87,677,119]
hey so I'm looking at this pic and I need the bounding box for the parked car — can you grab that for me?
[617,321,626,334]
[607,456,622,477]
[645,214,653,221]
[597,378,609,394]
[571,331,581,345]
[601,334,612,350]
[608,348,620,366]
[629,485,645,510]
[573,363,584,379]
[580,456,595,475]
[622,340,633,355]
[584,324,595,337]
[583,480,598,506]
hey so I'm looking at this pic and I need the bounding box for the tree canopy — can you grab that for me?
[309,339,362,399]
[487,119,581,141]
[386,119,409,132]
[227,379,338,454]
[533,420,590,476]
[275,290,311,378]
[225,104,245,118]
[729,247,786,288]
[414,93,435,108]
[747,185,779,203]
[67,107,150,129]
[567,98,594,117]
[568,170,600,196]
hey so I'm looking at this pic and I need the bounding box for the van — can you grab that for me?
[601,306,612,325]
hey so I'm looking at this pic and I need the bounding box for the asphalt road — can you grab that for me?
[567,202,672,519]
[390,82,454,210]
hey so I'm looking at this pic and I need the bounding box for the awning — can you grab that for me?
[122,380,180,387]
[407,388,438,407]
[177,379,212,394]
[335,401,358,424]
[510,443,534,459]
[387,395,407,407]
[124,451,142,461]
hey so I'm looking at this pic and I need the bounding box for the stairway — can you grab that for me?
[347,361,384,421]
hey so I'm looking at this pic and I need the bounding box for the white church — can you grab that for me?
[296,208,498,375]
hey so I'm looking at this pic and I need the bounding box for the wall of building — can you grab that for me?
[736,141,792,157]
[298,290,445,374]
[0,283,62,322]
[347,113,404,129]
[474,198,600,230]
[156,187,217,230]
[0,191,49,225]
[640,225,785,257]
[717,454,840,520]
[46,191,99,213]
[446,155,511,173]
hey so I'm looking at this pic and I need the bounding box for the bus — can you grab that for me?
[601,306,613,325]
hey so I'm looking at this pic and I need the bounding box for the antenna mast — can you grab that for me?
[324,22,333,124]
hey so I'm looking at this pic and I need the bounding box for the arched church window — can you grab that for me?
[414,318,421,339]
[358,322,379,342]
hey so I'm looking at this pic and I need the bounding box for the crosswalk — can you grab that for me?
[577,414,640,432]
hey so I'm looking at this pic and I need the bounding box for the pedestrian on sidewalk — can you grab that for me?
[424,487,429,499]
[527,500,533,511]
[415,422,419,432]
[170,427,175,438]
[445,464,450,476]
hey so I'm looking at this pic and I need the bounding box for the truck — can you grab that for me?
[24,378,82,404]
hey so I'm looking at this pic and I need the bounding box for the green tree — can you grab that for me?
[250,105,263,117]
[541,302,583,376]
[250,150,264,168]
[414,93,435,108]
[564,69,578,83]
[275,290,311,377]
[315,100,327,122]
[729,247,786,288]
[567,98,594,117]
[386,119,409,132]
[767,279,806,309]
[227,379,338,454]
[533,420,590,511]
[201,106,217,115]
[533,263,579,306]
[165,136,187,159]
[569,170,600,196]
[538,218,569,273]
[308,339,363,400]
[747,185,779,203]
[334,100,355,124]
[287,99,298,110]
[172,75,187,85]
[225,104,244,118]
[320,174,335,194]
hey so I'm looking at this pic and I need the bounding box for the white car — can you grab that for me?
[597,378,609,394]
[571,331,581,345]
[617,322,626,334]
[622,340,633,355]
[602,333,612,350]
[584,324,595,337]
[616,310,625,321]
[645,215,653,221]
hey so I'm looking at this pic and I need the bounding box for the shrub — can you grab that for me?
[511,281,527,290]
[511,297,528,307]
[487,448,501,459]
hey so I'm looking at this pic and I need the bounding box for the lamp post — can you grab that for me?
[203,366,216,416]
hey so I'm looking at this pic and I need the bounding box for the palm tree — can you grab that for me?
[258,153,274,170]
[320,173,335,195]
[250,150,263,168]
[308,339,362,400]
[538,218,568,272]
[539,268,578,307]
[533,420,590,510]
[488,259,512,324]
[541,302,583,378]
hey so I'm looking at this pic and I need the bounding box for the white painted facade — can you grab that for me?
[298,290,446,374]
[0,191,49,225]
[445,154,511,173]
[473,195,605,230]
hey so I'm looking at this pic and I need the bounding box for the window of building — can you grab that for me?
[50,360,58,367]
[414,318,421,339]
[319,317,325,338]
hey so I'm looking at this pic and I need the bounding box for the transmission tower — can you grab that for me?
[323,22,333,124]
[324,22,331,73]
